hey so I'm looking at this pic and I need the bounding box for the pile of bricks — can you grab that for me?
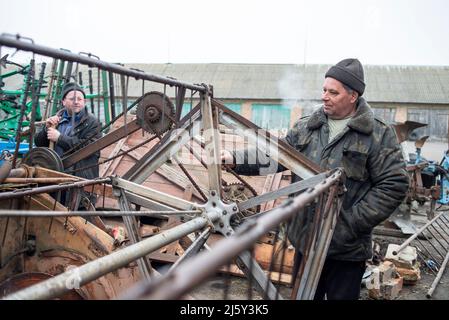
[385,244,421,285]
[366,260,403,300]
[366,244,420,300]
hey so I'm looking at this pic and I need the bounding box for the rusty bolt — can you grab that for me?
[219,222,224,228]
[211,191,216,196]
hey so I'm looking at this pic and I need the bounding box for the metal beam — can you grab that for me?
[238,172,329,212]
[112,177,197,211]
[200,92,222,197]
[0,210,201,217]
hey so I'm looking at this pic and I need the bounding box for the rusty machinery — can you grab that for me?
[393,121,449,224]
[0,35,345,300]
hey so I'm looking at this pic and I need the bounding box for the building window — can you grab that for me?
[181,102,196,118]
[223,103,242,114]
[251,104,291,130]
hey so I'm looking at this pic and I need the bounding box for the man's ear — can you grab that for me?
[350,91,359,104]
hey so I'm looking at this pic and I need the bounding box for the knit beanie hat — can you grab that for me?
[325,58,365,96]
[61,82,86,100]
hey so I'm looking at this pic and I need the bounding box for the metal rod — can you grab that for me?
[3,177,80,184]
[168,226,212,271]
[239,172,329,212]
[0,210,201,217]
[172,156,208,202]
[0,35,206,93]
[393,211,448,255]
[427,249,449,298]
[0,177,111,200]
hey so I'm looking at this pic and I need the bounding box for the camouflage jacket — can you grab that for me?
[233,98,409,261]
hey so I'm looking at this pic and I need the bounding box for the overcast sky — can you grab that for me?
[1,0,448,66]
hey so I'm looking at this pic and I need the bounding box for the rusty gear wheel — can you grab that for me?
[136,91,175,135]
[223,183,260,221]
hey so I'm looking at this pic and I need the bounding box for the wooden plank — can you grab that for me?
[183,185,194,201]
[218,264,292,285]
[100,138,127,177]
[259,174,275,211]
[156,164,208,200]
[121,145,145,161]
[264,172,283,211]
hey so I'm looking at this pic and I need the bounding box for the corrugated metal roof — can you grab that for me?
[3,63,449,104]
[124,63,449,104]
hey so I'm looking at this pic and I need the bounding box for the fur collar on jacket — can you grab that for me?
[306,97,374,135]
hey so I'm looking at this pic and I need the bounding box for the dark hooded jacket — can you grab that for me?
[34,107,102,180]
[233,98,409,261]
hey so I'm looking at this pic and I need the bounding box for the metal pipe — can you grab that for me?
[393,211,448,255]
[0,35,206,93]
[3,211,221,300]
[0,177,111,201]
[427,249,449,298]
[3,177,80,184]
[122,169,343,300]
[0,210,201,217]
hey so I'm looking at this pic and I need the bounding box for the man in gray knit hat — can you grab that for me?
[222,58,409,299]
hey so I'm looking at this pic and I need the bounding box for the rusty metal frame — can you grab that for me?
[119,169,344,300]
[1,37,345,301]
